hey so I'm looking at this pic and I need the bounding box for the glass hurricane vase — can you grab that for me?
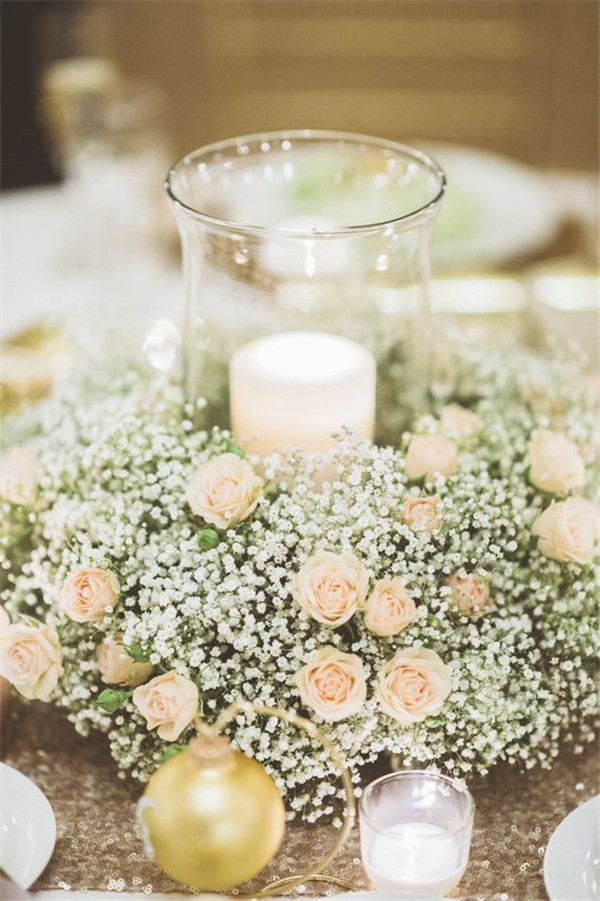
[166,130,446,454]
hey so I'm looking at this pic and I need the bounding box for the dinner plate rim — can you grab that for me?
[544,793,599,901]
[421,140,564,269]
[0,761,57,888]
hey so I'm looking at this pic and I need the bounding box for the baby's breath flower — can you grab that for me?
[1,333,598,821]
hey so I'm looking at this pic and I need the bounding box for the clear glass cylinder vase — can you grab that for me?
[166,130,445,454]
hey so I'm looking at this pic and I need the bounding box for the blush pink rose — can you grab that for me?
[376,647,452,724]
[0,445,39,505]
[60,567,120,623]
[447,573,492,620]
[532,497,598,564]
[364,578,417,636]
[97,639,153,687]
[405,435,459,482]
[403,496,442,533]
[441,404,481,438]
[292,550,369,627]
[132,671,198,741]
[296,646,367,722]
[186,453,263,530]
[528,430,585,496]
[0,623,63,701]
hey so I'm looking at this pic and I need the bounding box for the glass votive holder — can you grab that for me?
[359,770,475,896]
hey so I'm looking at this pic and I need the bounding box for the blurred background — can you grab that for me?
[3,0,599,187]
[1,0,598,405]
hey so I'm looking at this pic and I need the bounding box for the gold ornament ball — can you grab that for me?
[139,733,286,890]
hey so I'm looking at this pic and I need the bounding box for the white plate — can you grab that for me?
[544,794,599,901]
[421,142,565,271]
[0,763,56,888]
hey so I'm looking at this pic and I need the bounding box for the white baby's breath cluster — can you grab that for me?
[1,334,598,821]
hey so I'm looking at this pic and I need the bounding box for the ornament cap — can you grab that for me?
[188,731,234,767]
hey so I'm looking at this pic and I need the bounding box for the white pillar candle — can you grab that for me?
[364,821,465,896]
[229,331,376,456]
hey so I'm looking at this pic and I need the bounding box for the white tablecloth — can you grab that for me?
[1,186,182,342]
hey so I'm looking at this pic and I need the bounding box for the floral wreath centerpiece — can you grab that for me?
[1,132,598,822]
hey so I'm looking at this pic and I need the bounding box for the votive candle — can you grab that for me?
[360,771,474,897]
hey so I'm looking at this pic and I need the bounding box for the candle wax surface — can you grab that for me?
[364,820,465,895]
[229,331,376,456]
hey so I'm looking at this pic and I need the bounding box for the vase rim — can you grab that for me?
[165,128,447,237]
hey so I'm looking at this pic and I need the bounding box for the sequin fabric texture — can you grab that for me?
[2,703,598,899]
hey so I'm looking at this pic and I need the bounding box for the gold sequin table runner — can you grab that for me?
[2,703,598,899]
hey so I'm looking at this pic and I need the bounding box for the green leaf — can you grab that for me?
[160,743,188,764]
[198,527,220,550]
[125,641,151,663]
[424,716,444,727]
[94,689,132,713]
[225,439,245,458]
[426,613,440,626]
